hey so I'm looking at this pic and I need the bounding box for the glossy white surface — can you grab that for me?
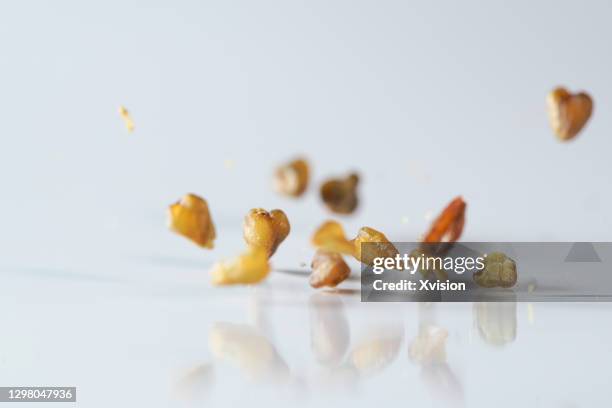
[2,226,611,407]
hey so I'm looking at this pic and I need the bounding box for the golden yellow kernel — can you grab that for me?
[473,252,517,288]
[210,247,270,285]
[320,173,359,214]
[309,250,351,288]
[243,208,290,258]
[168,193,216,248]
[274,158,309,197]
[351,227,399,266]
[118,105,135,132]
[311,220,356,256]
[547,87,593,141]
[312,221,398,265]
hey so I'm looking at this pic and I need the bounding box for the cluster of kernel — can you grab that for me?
[168,194,289,285]
[138,85,598,293]
[168,186,523,290]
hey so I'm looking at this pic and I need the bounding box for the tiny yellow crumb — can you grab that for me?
[401,216,410,224]
[119,105,135,132]
[527,303,535,325]
[224,159,235,170]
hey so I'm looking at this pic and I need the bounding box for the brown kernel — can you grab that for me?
[547,87,593,141]
[168,193,216,248]
[473,252,517,288]
[423,196,466,245]
[210,247,270,285]
[274,158,309,197]
[243,208,290,258]
[320,173,359,214]
[309,250,351,288]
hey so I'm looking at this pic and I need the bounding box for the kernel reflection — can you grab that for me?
[409,304,464,407]
[309,293,350,366]
[209,322,289,383]
[473,301,517,347]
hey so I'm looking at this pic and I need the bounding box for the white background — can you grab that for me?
[1,1,611,407]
